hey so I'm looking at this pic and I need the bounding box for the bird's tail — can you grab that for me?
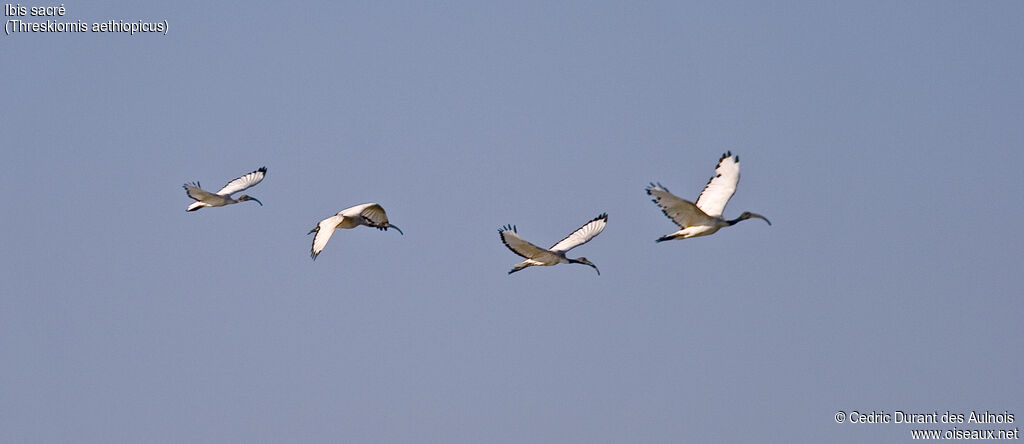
[655,234,679,243]
[508,263,530,274]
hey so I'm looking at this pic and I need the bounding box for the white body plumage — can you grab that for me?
[647,152,769,242]
[308,203,403,260]
[183,167,267,212]
[499,213,608,275]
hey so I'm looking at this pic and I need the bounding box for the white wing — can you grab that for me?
[215,167,267,196]
[309,214,344,260]
[358,203,390,229]
[647,183,711,228]
[549,213,607,253]
[183,183,215,202]
[499,225,556,260]
[694,152,739,217]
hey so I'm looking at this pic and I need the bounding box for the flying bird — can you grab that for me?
[647,152,770,242]
[183,167,266,212]
[308,203,403,260]
[499,213,607,275]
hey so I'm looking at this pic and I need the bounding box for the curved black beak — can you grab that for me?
[751,213,770,225]
[572,258,600,276]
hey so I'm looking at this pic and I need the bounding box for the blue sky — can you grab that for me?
[2,1,1022,442]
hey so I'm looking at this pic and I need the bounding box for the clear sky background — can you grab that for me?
[2,1,1022,442]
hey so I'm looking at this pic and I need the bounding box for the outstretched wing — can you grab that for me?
[499,225,553,259]
[359,204,391,229]
[215,167,267,196]
[694,152,739,217]
[549,213,607,253]
[647,183,710,228]
[183,182,215,202]
[309,214,343,260]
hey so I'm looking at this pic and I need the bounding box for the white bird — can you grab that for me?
[308,203,403,260]
[647,152,770,242]
[499,213,607,275]
[183,167,266,212]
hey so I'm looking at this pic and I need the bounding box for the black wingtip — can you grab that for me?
[646,182,668,194]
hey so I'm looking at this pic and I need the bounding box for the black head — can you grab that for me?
[238,195,263,206]
[737,211,770,225]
